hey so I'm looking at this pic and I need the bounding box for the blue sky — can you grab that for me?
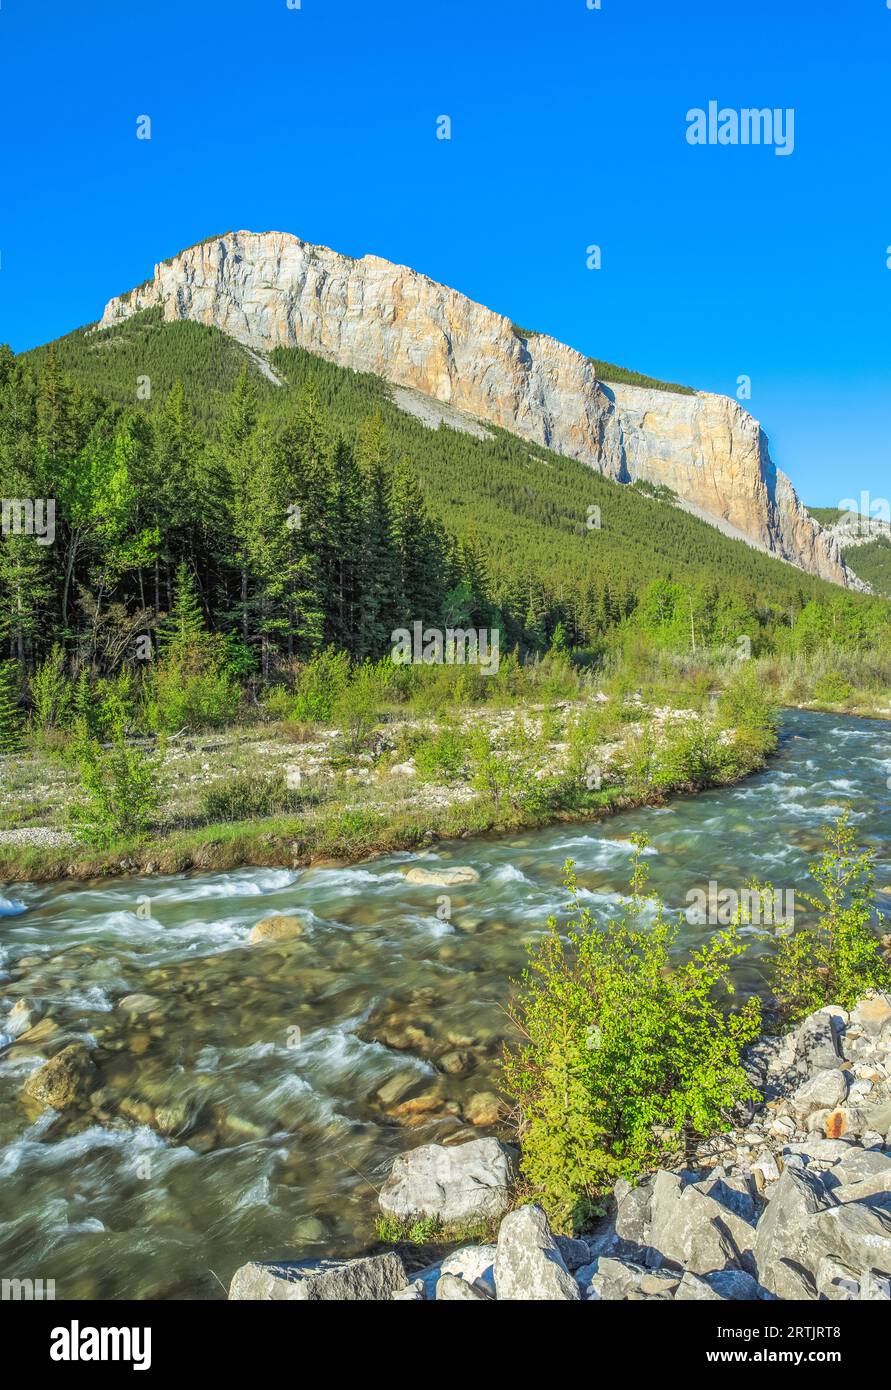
[1,0,888,506]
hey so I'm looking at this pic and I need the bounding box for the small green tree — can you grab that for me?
[503,840,761,1231]
[773,810,891,1020]
[0,660,24,752]
[29,644,72,731]
[66,720,162,847]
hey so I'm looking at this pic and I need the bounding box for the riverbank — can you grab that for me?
[0,690,776,883]
[228,992,891,1300]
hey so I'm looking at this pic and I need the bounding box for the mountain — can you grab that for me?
[95,230,849,587]
[808,506,891,597]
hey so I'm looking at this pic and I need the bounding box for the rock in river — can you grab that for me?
[248,915,304,945]
[22,1043,98,1111]
[402,866,480,887]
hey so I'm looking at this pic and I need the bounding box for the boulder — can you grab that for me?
[402,866,480,886]
[754,1165,834,1299]
[850,994,891,1038]
[378,1139,516,1225]
[582,1256,677,1301]
[22,1043,97,1110]
[6,997,45,1038]
[794,1010,843,1074]
[790,1067,848,1120]
[463,1091,502,1127]
[675,1268,765,1301]
[494,1205,580,1301]
[815,1202,891,1276]
[415,1244,497,1299]
[554,1235,593,1272]
[651,1184,756,1276]
[229,1252,407,1300]
[830,1149,891,1187]
[435,1273,489,1300]
[248,915,304,944]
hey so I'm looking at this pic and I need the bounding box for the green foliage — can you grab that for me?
[199,771,305,823]
[0,660,24,752]
[29,645,72,731]
[333,660,388,752]
[503,844,761,1230]
[292,649,351,722]
[587,357,695,395]
[812,671,854,703]
[66,724,162,847]
[772,812,891,1020]
[412,725,470,781]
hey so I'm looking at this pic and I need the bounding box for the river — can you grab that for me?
[0,709,889,1298]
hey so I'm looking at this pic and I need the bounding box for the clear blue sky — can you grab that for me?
[1,0,888,506]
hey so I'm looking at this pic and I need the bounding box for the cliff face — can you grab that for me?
[99,230,849,585]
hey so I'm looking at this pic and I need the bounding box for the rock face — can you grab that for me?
[98,230,849,586]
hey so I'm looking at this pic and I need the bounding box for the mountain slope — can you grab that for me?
[94,230,849,587]
[25,309,863,631]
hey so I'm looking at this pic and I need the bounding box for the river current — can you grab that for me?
[0,709,888,1298]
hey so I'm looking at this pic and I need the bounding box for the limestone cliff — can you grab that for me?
[98,230,850,585]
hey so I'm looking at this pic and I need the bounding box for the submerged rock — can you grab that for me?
[248,915,304,944]
[403,866,480,886]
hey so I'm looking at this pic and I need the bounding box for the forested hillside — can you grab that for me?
[8,307,886,688]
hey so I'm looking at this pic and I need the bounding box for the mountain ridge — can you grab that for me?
[95,229,851,588]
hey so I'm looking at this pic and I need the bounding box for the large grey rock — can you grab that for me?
[493,1205,580,1301]
[378,1139,516,1225]
[229,1252,407,1300]
[830,1149,891,1187]
[652,1184,756,1276]
[790,1068,848,1120]
[754,1165,834,1298]
[850,994,891,1038]
[675,1268,765,1301]
[795,1010,843,1074]
[391,1278,426,1301]
[582,1257,678,1301]
[816,1202,891,1276]
[554,1235,593,1271]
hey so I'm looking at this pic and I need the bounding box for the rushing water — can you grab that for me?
[1,709,889,1299]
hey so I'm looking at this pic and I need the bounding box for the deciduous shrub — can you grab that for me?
[772,810,891,1020]
[502,841,761,1231]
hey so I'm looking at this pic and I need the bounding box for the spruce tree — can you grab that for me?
[0,660,24,753]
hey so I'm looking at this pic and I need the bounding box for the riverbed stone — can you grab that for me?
[494,1205,580,1301]
[229,1252,407,1300]
[794,1010,843,1074]
[403,866,480,886]
[117,993,164,1016]
[850,993,891,1038]
[248,915,304,945]
[378,1138,516,1224]
[22,1043,98,1110]
[651,1184,756,1276]
[464,1091,502,1126]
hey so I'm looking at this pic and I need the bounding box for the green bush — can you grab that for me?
[292,649,351,723]
[413,725,469,781]
[333,660,388,752]
[812,671,854,704]
[66,724,162,847]
[30,645,72,732]
[502,841,761,1231]
[199,771,306,823]
[146,661,241,733]
[772,811,891,1020]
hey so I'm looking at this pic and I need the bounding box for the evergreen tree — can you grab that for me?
[0,660,24,752]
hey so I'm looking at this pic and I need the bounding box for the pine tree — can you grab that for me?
[390,454,445,626]
[0,660,24,752]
